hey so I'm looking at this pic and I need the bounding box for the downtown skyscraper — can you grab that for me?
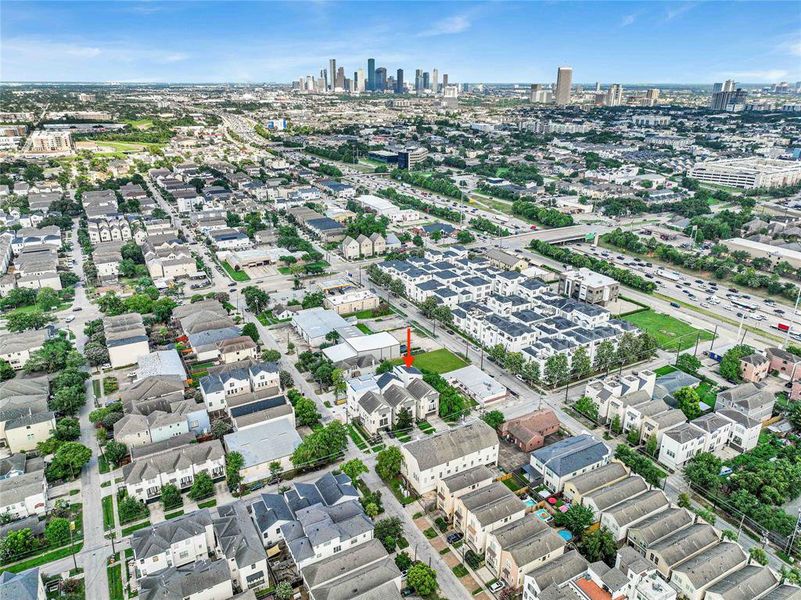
[367,58,376,92]
[396,69,404,94]
[555,66,573,106]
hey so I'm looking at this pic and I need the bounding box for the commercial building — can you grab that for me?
[499,409,560,452]
[559,268,620,306]
[690,158,801,189]
[104,313,150,368]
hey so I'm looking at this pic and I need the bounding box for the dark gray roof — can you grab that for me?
[139,559,231,600]
[131,509,212,560]
[530,434,610,477]
[214,500,267,568]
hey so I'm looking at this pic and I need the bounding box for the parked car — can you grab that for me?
[446,532,463,544]
[670,302,681,308]
[489,581,505,593]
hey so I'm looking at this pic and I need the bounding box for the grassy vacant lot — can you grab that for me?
[221,261,250,281]
[355,323,373,334]
[391,348,467,374]
[622,310,713,351]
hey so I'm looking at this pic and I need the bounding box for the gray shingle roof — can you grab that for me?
[403,420,498,471]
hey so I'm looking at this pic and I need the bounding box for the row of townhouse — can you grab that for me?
[131,503,269,596]
[141,234,198,281]
[123,435,226,502]
[377,248,637,373]
[87,215,131,244]
[113,377,210,448]
[15,246,61,290]
[341,233,386,259]
[249,473,373,568]
[584,371,765,471]
[345,365,439,436]
[9,226,61,255]
[522,461,798,600]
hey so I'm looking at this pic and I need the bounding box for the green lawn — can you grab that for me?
[98,454,110,474]
[0,542,83,573]
[355,323,373,334]
[654,365,678,376]
[391,348,468,374]
[107,557,124,600]
[165,510,184,520]
[697,381,717,409]
[120,521,151,536]
[102,496,115,531]
[622,310,713,351]
[347,424,369,452]
[197,499,217,509]
[221,261,250,281]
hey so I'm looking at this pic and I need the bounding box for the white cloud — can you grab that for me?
[778,38,801,57]
[419,15,471,37]
[620,14,637,27]
[665,2,696,21]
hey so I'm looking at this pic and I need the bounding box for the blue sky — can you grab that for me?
[2,1,800,84]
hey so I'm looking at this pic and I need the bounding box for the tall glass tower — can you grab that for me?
[367,58,376,92]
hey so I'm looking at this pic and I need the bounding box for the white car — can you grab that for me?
[700,302,710,308]
[64,315,75,323]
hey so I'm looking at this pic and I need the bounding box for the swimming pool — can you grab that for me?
[524,499,536,508]
[557,529,573,542]
[533,508,552,522]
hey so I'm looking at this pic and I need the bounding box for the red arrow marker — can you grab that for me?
[404,327,414,368]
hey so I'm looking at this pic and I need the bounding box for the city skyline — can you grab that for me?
[2,0,800,84]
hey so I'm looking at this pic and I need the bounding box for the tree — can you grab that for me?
[118,495,147,523]
[456,230,475,244]
[189,472,214,500]
[7,310,53,332]
[677,493,692,509]
[504,351,524,376]
[488,344,507,365]
[279,370,294,388]
[226,451,244,495]
[395,551,412,572]
[674,386,701,420]
[104,441,128,467]
[521,360,540,383]
[262,349,281,362]
[50,385,85,416]
[45,517,71,547]
[375,446,404,481]
[645,434,658,457]
[84,341,110,367]
[376,360,393,375]
[676,353,702,375]
[553,504,595,537]
[749,547,769,565]
[47,442,92,480]
[578,528,618,566]
[394,406,413,432]
[332,368,346,399]
[242,322,260,343]
[375,517,404,550]
[407,563,438,596]
[0,359,16,381]
[242,286,270,313]
[593,340,616,373]
[720,345,754,382]
[610,414,622,434]
[274,582,294,600]
[269,461,282,483]
[684,452,723,495]
[341,458,368,483]
[295,397,321,427]
[211,419,233,439]
[36,287,60,311]
[544,354,569,386]
[627,428,640,446]
[571,347,592,380]
[0,528,34,561]
[55,417,81,441]
[290,421,348,468]
[575,396,599,422]
[482,410,505,430]
[160,483,182,510]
